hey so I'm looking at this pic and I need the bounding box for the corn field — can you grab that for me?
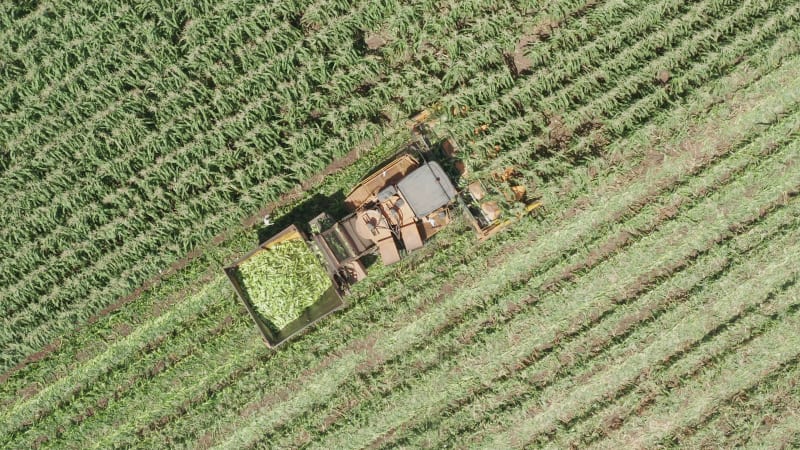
[2,0,799,448]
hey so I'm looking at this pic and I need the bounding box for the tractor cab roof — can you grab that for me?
[397,161,458,218]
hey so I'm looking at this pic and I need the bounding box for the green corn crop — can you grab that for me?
[235,239,331,330]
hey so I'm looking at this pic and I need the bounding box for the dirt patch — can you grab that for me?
[149,360,167,377]
[319,398,359,433]
[113,322,133,338]
[364,32,389,51]
[75,348,95,363]
[531,20,560,41]
[18,382,41,400]
[547,114,573,150]
[210,316,234,336]
[32,435,48,449]
[196,431,214,450]
[505,35,538,76]
[656,70,671,85]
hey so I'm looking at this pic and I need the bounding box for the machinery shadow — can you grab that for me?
[256,190,347,244]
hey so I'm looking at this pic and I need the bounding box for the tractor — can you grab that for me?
[225,112,541,347]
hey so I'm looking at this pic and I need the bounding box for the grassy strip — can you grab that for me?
[0,278,228,442]
[553,228,800,447]
[601,297,800,448]
[681,366,800,447]
[553,300,800,448]
[473,214,800,446]
[48,324,263,448]
[0,244,224,402]
[412,200,799,449]
[10,304,249,448]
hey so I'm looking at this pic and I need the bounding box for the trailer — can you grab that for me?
[225,116,541,347]
[223,225,344,348]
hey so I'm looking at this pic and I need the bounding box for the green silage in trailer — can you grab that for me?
[235,238,332,331]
